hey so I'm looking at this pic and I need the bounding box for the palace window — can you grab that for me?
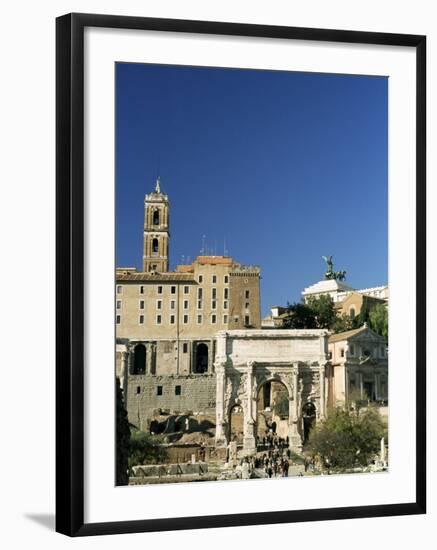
[211,300,217,310]
[223,301,228,309]
[245,290,250,299]
[156,300,162,310]
[139,315,144,324]
[170,300,176,310]
[171,286,176,294]
[116,285,122,294]
[157,286,163,294]
[194,343,208,374]
[156,315,162,325]
[198,275,203,283]
[197,288,203,299]
[211,314,217,324]
[224,288,229,299]
[116,315,121,324]
[245,302,250,309]
[212,275,217,283]
[224,275,229,284]
[340,349,345,357]
[156,386,163,396]
[223,315,228,324]
[139,300,145,310]
[175,385,181,396]
[139,286,144,294]
[197,300,203,310]
[136,386,141,394]
[183,314,189,324]
[133,344,146,374]
[116,300,121,310]
[152,238,159,253]
[349,307,356,319]
[212,288,217,299]
[184,286,189,294]
[183,343,188,353]
[183,300,189,310]
[245,315,250,326]
[170,314,175,325]
[197,314,203,324]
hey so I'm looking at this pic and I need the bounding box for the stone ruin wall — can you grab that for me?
[126,374,217,432]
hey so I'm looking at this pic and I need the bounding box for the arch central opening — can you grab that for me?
[256,380,289,448]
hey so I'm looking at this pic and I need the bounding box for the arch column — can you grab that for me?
[243,361,256,454]
[288,366,302,451]
[215,363,227,448]
[120,351,128,390]
[319,362,326,419]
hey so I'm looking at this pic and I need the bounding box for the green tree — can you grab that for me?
[368,303,388,339]
[306,295,337,329]
[307,407,385,470]
[116,378,130,485]
[282,301,316,329]
[128,429,168,472]
[331,312,356,334]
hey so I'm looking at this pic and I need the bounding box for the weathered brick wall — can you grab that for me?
[126,374,217,431]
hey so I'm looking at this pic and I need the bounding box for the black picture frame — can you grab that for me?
[56,12,426,537]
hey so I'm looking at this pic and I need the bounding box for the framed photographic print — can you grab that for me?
[56,13,426,536]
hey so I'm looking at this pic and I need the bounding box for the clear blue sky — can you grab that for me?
[116,63,388,316]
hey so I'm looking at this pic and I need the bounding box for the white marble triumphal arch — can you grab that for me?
[214,329,329,454]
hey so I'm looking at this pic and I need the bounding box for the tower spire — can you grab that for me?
[155,176,161,194]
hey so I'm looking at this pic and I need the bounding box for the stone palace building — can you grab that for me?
[116,179,388,456]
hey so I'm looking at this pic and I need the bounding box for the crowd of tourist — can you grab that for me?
[256,433,289,451]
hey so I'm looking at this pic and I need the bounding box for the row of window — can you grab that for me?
[116,299,237,311]
[117,280,234,295]
[116,313,239,325]
[116,284,241,298]
[136,385,182,396]
[117,284,191,295]
[198,274,229,284]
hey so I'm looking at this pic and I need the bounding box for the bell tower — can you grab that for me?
[142,177,170,273]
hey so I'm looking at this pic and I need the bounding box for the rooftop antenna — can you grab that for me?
[224,237,228,257]
[201,235,206,255]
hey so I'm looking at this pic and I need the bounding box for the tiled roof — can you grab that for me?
[328,326,368,343]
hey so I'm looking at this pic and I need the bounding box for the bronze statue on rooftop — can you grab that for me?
[322,255,346,281]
